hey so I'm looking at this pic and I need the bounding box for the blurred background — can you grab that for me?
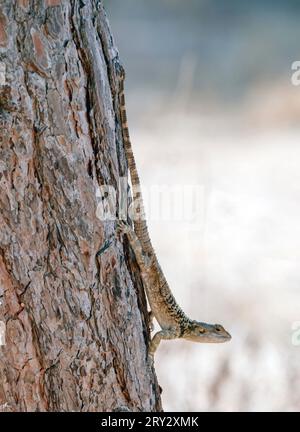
[103,0,300,411]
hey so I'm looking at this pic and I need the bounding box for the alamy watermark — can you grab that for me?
[291,61,300,86]
[0,62,6,86]
[291,321,300,346]
[95,177,205,227]
[0,321,5,346]
[0,298,4,346]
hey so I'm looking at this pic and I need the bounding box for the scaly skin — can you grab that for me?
[117,69,231,359]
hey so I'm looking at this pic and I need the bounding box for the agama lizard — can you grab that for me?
[117,67,231,359]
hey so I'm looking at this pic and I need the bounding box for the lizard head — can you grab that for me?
[184,321,231,343]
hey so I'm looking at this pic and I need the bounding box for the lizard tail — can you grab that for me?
[119,78,154,255]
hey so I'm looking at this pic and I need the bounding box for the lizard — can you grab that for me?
[116,66,231,360]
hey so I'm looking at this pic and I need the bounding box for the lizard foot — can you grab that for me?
[116,219,131,237]
[147,353,155,368]
[148,311,154,332]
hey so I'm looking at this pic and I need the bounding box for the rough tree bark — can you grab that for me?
[0,0,162,412]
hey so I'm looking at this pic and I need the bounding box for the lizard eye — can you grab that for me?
[215,325,222,332]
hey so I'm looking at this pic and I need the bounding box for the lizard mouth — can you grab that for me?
[183,332,231,343]
[216,332,231,342]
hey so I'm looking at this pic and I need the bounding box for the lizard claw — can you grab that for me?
[147,353,155,368]
[116,219,130,236]
[116,219,130,237]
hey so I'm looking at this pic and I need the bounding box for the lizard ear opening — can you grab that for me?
[192,322,206,334]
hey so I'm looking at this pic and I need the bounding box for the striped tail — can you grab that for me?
[119,77,154,255]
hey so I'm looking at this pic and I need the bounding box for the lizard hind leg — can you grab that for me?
[116,220,152,270]
[148,310,155,332]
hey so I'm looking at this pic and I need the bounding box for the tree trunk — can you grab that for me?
[0,0,162,412]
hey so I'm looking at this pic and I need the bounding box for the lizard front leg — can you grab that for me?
[149,328,180,359]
